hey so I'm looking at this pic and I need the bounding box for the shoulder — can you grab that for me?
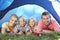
[2,22,8,25]
[2,22,8,28]
[51,19,58,24]
[37,19,43,27]
[51,19,59,26]
[38,19,43,24]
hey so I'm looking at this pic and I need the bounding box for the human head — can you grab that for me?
[18,16,26,27]
[8,14,18,27]
[28,18,37,28]
[41,12,51,26]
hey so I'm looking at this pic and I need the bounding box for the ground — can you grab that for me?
[0,32,60,40]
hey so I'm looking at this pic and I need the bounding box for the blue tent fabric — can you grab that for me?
[0,0,14,10]
[0,0,60,28]
[0,4,46,28]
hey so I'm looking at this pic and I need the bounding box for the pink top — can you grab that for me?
[36,19,60,32]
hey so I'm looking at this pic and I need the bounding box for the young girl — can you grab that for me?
[13,16,27,35]
[26,18,37,35]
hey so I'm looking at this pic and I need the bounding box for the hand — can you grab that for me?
[17,31,23,35]
[34,29,41,34]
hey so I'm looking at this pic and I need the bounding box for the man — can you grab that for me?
[35,12,60,34]
[1,14,18,34]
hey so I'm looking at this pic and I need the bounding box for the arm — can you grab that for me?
[42,20,60,34]
[16,31,23,35]
[33,20,43,34]
[14,26,23,35]
[25,27,31,35]
[53,20,60,32]
[1,28,6,34]
[42,30,54,34]
[1,23,7,34]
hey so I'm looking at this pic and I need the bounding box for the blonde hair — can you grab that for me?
[18,16,26,25]
[9,14,18,22]
[28,18,37,27]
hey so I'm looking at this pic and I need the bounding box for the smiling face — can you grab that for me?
[19,17,26,27]
[41,12,51,26]
[9,15,17,27]
[28,18,36,28]
[42,15,51,26]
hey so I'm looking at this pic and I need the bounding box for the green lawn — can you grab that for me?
[0,32,60,40]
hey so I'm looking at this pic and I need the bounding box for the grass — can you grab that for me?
[0,32,60,40]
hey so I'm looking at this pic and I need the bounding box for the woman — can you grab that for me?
[1,14,18,34]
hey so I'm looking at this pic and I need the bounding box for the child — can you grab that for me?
[13,16,27,35]
[26,18,37,35]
